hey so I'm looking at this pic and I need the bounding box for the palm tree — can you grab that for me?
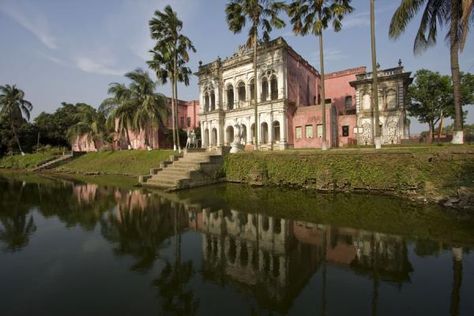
[370,0,381,149]
[149,5,195,152]
[288,0,353,150]
[389,0,473,144]
[67,104,105,151]
[0,84,33,155]
[226,0,286,150]
[126,69,169,150]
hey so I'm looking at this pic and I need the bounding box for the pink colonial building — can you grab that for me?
[197,37,412,150]
[72,98,200,152]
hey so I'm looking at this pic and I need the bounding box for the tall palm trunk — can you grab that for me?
[123,124,132,149]
[451,0,463,144]
[319,29,327,150]
[253,33,259,150]
[9,111,24,155]
[174,53,181,152]
[171,78,177,151]
[370,0,381,149]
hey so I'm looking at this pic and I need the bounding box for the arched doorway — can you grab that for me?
[251,123,256,144]
[226,125,234,145]
[204,129,209,147]
[261,122,269,144]
[211,128,217,146]
[241,125,247,144]
[272,121,280,143]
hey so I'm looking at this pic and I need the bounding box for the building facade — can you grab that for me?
[197,37,412,150]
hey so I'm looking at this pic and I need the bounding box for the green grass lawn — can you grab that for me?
[56,150,174,176]
[0,149,63,169]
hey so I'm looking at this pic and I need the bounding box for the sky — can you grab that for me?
[0,0,473,134]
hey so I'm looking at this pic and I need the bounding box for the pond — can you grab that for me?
[0,173,473,315]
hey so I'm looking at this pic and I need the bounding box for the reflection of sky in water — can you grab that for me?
[0,176,473,315]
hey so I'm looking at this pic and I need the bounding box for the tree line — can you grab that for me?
[1,1,473,155]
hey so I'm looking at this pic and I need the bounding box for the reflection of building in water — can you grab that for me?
[73,184,99,204]
[293,222,413,283]
[195,208,321,310]
[187,207,413,312]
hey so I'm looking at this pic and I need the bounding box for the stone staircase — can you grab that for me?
[31,153,75,172]
[140,149,225,191]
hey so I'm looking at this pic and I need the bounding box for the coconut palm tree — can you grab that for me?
[370,0,381,149]
[67,104,105,151]
[226,0,286,150]
[0,84,33,155]
[148,40,192,150]
[101,83,134,149]
[288,0,353,150]
[149,5,196,152]
[126,68,169,150]
[389,0,473,144]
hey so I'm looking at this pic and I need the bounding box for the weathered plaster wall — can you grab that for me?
[291,104,333,149]
[287,51,320,106]
[325,67,366,113]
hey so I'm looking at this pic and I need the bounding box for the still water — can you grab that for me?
[0,173,473,316]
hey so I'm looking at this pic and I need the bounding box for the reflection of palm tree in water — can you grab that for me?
[0,213,36,252]
[450,247,463,316]
[153,203,199,315]
[0,180,37,252]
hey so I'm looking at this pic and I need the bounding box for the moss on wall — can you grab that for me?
[224,147,474,202]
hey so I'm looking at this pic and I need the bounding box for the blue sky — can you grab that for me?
[0,0,473,133]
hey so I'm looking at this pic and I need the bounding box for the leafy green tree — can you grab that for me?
[408,69,453,143]
[288,0,353,149]
[35,102,92,148]
[0,84,33,155]
[389,0,473,144]
[67,104,106,151]
[226,0,286,150]
[149,5,195,152]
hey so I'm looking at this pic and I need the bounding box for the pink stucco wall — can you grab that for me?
[287,50,320,106]
[325,66,366,114]
[72,99,199,152]
[290,104,333,149]
[336,114,357,147]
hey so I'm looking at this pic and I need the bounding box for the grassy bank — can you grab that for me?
[224,146,474,204]
[55,150,173,176]
[0,148,63,169]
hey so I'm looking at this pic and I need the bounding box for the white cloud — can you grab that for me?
[343,4,398,30]
[0,0,57,49]
[74,57,126,76]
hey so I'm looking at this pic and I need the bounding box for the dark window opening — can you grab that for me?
[271,76,278,100]
[345,96,353,109]
[342,125,349,137]
[261,78,268,101]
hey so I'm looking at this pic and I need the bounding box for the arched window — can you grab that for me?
[270,75,278,100]
[249,79,255,102]
[227,85,234,110]
[204,92,210,112]
[210,91,216,111]
[261,77,268,101]
[226,125,234,145]
[272,121,280,142]
[362,93,371,110]
[261,122,269,144]
[345,96,353,109]
[387,89,397,109]
[238,82,246,103]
